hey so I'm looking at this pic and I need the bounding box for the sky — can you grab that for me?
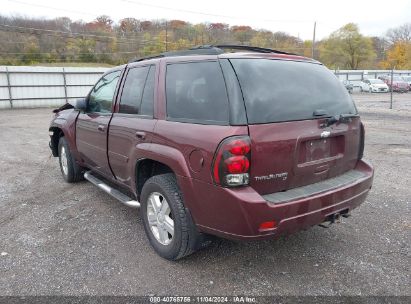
[2,0,411,40]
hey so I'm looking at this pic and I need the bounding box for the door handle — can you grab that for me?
[97,125,105,132]
[135,131,146,140]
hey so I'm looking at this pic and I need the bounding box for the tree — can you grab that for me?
[95,15,113,29]
[380,42,411,69]
[386,23,411,44]
[207,23,229,44]
[250,30,274,48]
[231,25,254,44]
[119,18,140,34]
[319,23,376,69]
[303,40,313,58]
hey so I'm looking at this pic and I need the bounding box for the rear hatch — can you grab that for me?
[230,58,361,195]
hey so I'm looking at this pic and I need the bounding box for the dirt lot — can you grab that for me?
[0,93,410,296]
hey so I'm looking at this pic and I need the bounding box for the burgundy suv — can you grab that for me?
[49,45,374,260]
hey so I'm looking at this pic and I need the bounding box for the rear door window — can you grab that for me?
[140,66,155,116]
[166,61,229,125]
[230,59,357,124]
[119,66,150,114]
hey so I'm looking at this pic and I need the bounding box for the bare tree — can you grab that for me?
[386,23,411,44]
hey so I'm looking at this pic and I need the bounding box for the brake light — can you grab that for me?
[225,156,250,174]
[229,139,251,155]
[213,136,251,187]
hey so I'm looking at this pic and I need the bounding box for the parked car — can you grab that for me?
[49,45,374,260]
[402,76,411,91]
[341,79,353,93]
[378,75,409,92]
[360,78,389,93]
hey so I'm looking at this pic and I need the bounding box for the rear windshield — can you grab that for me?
[230,59,357,124]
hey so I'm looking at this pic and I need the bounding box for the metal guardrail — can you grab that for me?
[0,66,107,109]
[335,70,411,85]
[0,67,410,109]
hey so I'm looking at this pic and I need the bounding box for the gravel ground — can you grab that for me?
[0,93,409,296]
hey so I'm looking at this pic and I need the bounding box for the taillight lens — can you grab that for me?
[358,122,365,160]
[212,136,251,187]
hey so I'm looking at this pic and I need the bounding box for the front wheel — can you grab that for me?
[141,173,212,260]
[58,137,83,183]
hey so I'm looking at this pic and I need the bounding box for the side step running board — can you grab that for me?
[84,172,140,208]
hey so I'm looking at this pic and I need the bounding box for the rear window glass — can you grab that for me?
[230,59,357,124]
[166,61,229,125]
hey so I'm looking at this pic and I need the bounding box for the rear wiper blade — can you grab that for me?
[321,113,359,128]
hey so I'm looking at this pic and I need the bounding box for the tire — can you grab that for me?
[141,173,212,260]
[58,137,83,183]
[360,87,363,92]
[369,88,372,93]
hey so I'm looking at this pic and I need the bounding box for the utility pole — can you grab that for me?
[312,21,316,59]
[390,66,394,109]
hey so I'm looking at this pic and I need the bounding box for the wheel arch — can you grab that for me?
[135,158,175,200]
[133,143,192,198]
[49,126,65,157]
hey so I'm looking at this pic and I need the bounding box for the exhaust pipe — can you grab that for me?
[319,211,346,228]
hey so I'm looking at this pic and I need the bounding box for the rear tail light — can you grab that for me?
[259,220,277,232]
[358,122,365,160]
[212,136,251,187]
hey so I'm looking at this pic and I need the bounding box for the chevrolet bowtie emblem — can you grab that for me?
[320,131,331,138]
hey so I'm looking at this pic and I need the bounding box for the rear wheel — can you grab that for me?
[58,137,83,183]
[141,173,212,260]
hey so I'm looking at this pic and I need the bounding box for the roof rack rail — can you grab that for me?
[128,54,164,63]
[128,46,224,63]
[213,44,295,55]
[128,44,296,63]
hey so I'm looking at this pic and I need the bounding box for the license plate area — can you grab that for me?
[306,138,330,162]
[298,136,344,164]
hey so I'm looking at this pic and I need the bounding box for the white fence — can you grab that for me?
[335,69,411,87]
[0,66,109,109]
[1,66,411,110]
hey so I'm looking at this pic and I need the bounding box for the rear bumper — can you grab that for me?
[181,159,373,240]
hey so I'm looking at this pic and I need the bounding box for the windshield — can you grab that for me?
[393,77,404,81]
[369,79,384,84]
[230,59,357,124]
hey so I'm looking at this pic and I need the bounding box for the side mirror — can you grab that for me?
[70,98,87,111]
